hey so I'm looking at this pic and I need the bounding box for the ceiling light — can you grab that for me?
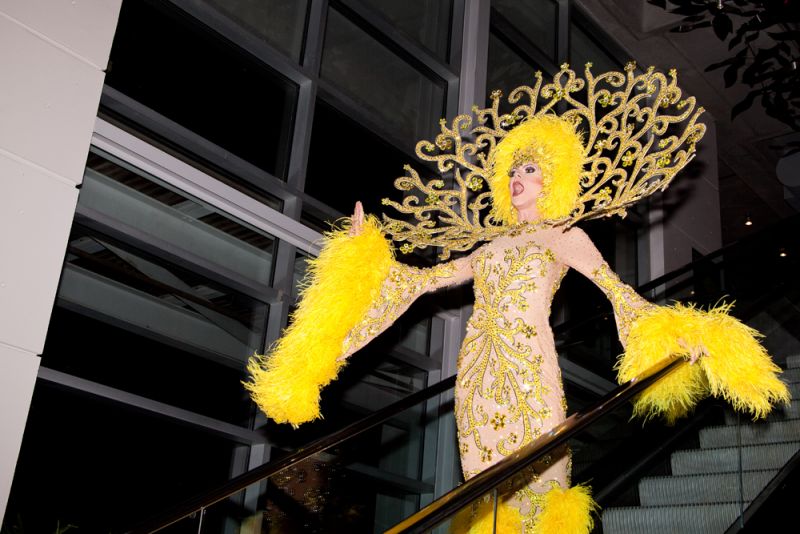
[744,214,753,226]
[779,249,787,257]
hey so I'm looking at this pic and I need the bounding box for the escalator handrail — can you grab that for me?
[385,355,687,534]
[125,375,457,534]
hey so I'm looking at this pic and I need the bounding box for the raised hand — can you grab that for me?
[677,337,706,365]
[349,201,365,237]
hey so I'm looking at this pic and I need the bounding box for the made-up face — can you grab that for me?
[509,161,544,215]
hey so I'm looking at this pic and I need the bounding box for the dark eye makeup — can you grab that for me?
[509,164,538,177]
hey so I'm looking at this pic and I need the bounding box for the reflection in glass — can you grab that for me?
[487,33,544,110]
[293,249,312,295]
[44,150,278,421]
[321,8,446,147]
[306,100,412,217]
[263,454,378,532]
[203,0,309,61]
[368,0,453,60]
[107,0,297,177]
[493,0,558,60]
[54,226,267,422]
[570,21,621,74]
[193,382,455,533]
[61,223,269,365]
[84,150,276,287]
[398,316,431,355]
[437,490,499,534]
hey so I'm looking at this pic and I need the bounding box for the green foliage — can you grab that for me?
[650,0,800,151]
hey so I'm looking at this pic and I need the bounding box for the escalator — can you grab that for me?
[125,216,800,533]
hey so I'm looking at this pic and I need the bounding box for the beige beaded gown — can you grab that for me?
[340,223,650,523]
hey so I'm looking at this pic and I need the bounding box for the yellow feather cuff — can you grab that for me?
[532,485,598,534]
[244,216,395,427]
[618,302,790,423]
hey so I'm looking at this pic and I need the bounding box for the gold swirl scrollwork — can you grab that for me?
[381,62,706,260]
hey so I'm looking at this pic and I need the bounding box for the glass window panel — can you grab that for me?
[493,0,558,60]
[84,150,276,287]
[263,453,379,532]
[306,100,413,217]
[398,316,431,355]
[487,33,543,110]
[368,0,453,60]
[97,112,285,211]
[203,0,309,61]
[107,0,297,178]
[553,221,628,381]
[56,225,267,423]
[3,385,238,532]
[614,220,640,286]
[570,21,622,74]
[321,8,446,147]
[42,305,257,425]
[293,249,312,295]
[300,205,335,233]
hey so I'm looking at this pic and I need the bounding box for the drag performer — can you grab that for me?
[245,64,789,533]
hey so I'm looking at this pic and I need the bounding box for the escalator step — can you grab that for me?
[639,470,776,506]
[602,503,743,534]
[700,419,800,448]
[723,400,800,425]
[672,442,800,475]
[780,367,800,383]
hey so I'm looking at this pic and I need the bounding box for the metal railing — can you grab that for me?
[125,376,456,533]
[386,356,686,533]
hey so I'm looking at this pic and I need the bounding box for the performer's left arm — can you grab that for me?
[543,226,653,347]
[546,226,788,423]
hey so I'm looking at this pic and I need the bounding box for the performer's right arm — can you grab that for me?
[341,201,473,357]
[245,202,473,427]
[341,252,473,359]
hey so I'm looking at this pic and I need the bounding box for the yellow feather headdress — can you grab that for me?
[381,62,706,259]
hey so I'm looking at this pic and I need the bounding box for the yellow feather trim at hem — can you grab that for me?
[618,302,791,424]
[244,216,395,427]
[531,485,598,534]
[451,497,523,534]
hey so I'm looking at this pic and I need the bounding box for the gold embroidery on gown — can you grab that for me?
[455,231,572,521]
[340,225,657,526]
[342,261,460,356]
[591,263,655,344]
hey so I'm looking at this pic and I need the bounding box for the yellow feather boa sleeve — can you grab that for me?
[244,215,395,427]
[617,302,791,423]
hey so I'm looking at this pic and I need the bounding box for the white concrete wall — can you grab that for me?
[0,0,121,521]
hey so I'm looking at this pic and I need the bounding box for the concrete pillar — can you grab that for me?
[0,0,121,520]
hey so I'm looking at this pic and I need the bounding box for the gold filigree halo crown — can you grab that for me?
[380,62,706,260]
